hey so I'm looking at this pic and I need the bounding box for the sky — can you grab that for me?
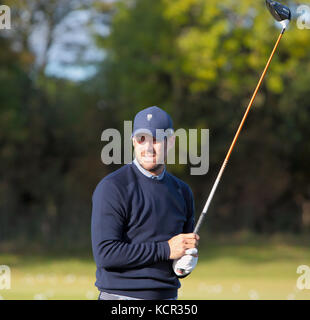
[43,9,107,81]
[5,0,310,82]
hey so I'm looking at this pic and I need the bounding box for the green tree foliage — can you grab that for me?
[94,0,310,233]
[0,1,110,249]
[1,0,310,251]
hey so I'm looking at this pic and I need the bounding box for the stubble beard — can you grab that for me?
[137,157,165,176]
[147,163,165,175]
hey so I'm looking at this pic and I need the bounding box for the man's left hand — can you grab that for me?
[172,248,198,278]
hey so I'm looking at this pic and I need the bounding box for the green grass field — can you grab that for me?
[1,234,310,300]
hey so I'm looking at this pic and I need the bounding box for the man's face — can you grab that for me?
[133,133,167,172]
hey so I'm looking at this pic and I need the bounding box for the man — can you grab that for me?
[91,106,199,300]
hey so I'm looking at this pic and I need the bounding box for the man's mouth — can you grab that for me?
[142,154,156,161]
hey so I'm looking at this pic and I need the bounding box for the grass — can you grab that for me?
[0,234,310,300]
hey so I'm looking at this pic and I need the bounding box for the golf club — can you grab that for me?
[193,1,291,235]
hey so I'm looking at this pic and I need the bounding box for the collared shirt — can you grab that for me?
[133,158,165,180]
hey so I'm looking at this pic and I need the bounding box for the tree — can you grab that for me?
[92,0,310,233]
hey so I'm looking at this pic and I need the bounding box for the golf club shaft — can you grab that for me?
[194,29,285,235]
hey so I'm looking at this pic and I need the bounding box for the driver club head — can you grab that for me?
[266,0,291,29]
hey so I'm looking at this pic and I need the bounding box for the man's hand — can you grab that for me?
[172,248,198,277]
[167,233,199,259]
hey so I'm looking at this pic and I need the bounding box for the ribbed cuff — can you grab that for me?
[156,241,171,261]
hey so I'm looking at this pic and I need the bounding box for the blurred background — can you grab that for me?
[0,0,310,299]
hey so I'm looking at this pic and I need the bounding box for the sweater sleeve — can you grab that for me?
[91,180,170,270]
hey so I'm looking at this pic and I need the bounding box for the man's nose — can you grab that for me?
[144,139,154,152]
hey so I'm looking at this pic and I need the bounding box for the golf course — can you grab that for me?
[1,0,310,302]
[1,234,309,300]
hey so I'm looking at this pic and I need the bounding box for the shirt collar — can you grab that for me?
[133,158,165,180]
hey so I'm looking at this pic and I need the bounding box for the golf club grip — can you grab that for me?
[193,29,285,235]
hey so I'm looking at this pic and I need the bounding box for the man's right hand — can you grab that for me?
[167,233,199,259]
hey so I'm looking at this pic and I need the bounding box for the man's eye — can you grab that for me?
[137,136,145,144]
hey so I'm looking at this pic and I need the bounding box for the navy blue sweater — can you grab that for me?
[91,162,195,299]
